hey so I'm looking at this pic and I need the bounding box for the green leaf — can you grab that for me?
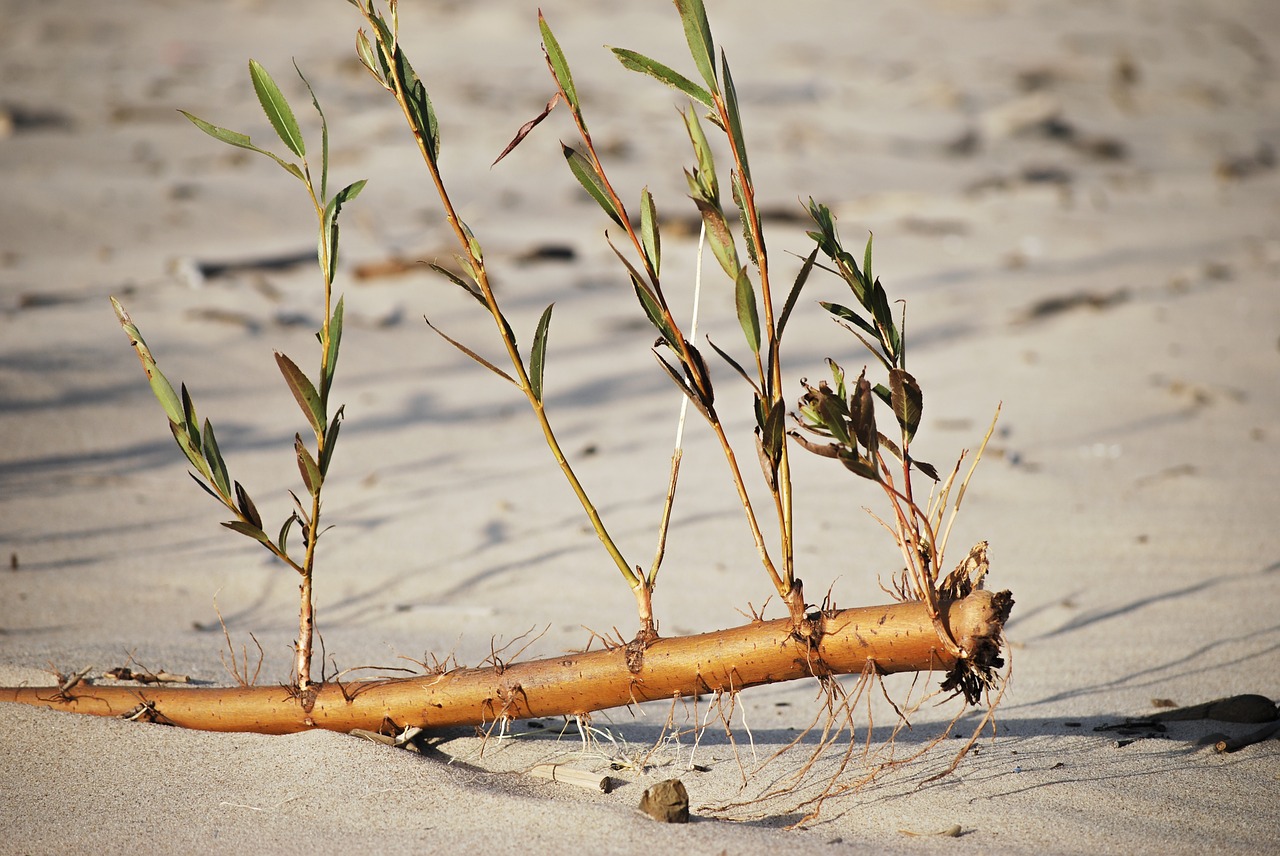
[202,419,231,499]
[179,110,305,182]
[529,303,554,403]
[179,384,202,457]
[674,0,717,91]
[423,314,518,386]
[776,247,817,341]
[609,47,714,107]
[189,471,223,504]
[719,52,751,184]
[458,218,484,263]
[319,406,344,476]
[169,419,208,476]
[277,513,298,555]
[632,279,678,350]
[692,199,739,280]
[734,266,761,354]
[393,47,439,162]
[233,481,264,530]
[275,352,324,436]
[295,434,322,496]
[681,109,718,201]
[355,29,382,85]
[321,296,344,407]
[428,263,485,304]
[111,297,184,429]
[539,12,579,117]
[889,368,923,443]
[863,234,874,294]
[180,384,198,438]
[760,395,786,462]
[563,145,624,228]
[730,170,758,268]
[364,11,396,81]
[705,335,758,392]
[295,61,328,201]
[222,519,271,546]
[249,59,305,158]
[321,179,367,286]
[821,301,878,341]
[869,278,899,363]
[640,187,660,276]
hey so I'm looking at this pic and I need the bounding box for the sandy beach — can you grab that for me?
[2,1,1278,853]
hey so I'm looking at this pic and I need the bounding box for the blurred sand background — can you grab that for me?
[2,1,1278,853]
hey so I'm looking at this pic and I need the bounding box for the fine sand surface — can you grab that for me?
[2,1,1278,853]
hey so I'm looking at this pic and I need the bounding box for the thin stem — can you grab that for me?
[711,88,798,609]
[366,11,639,592]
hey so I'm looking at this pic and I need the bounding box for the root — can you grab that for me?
[0,591,1011,739]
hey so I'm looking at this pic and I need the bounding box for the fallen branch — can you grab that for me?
[0,590,1010,736]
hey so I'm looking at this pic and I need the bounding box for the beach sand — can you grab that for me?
[2,1,1278,853]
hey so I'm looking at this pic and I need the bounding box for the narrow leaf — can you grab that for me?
[851,372,878,457]
[889,367,923,443]
[249,59,305,158]
[493,93,560,166]
[169,419,209,476]
[863,234,874,293]
[632,280,678,350]
[321,296,344,407]
[761,395,787,461]
[321,179,367,286]
[179,384,203,458]
[295,61,328,200]
[640,187,661,276]
[683,342,715,409]
[674,0,717,91]
[424,315,517,386]
[180,384,198,437]
[776,247,818,341]
[529,303,554,403]
[692,199,739,279]
[821,301,878,341]
[731,170,759,267]
[429,263,486,304]
[539,13,579,116]
[278,513,298,555]
[222,520,271,546]
[870,278,899,362]
[653,352,711,421]
[189,471,223,503]
[734,266,761,354]
[393,48,439,162]
[719,52,751,183]
[610,47,714,107]
[275,352,325,436]
[705,335,758,392]
[295,434,322,496]
[234,481,264,530]
[355,29,382,85]
[202,419,231,498]
[458,218,484,263]
[319,406,344,476]
[111,297,184,428]
[178,111,305,181]
[681,109,718,200]
[563,145,624,227]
